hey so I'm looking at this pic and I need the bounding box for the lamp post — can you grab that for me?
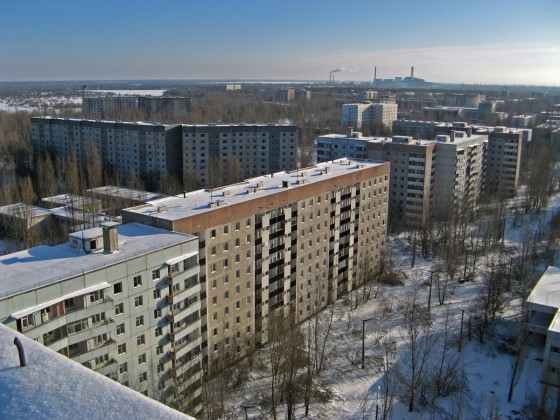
[362,317,375,369]
[428,270,438,312]
[458,307,465,353]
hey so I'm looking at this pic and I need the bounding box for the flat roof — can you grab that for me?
[317,133,435,146]
[87,185,166,202]
[0,223,197,300]
[124,159,387,222]
[528,266,560,311]
[0,203,51,219]
[0,324,191,419]
[42,193,101,207]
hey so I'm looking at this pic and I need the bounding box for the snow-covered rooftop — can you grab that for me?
[124,159,387,222]
[87,185,166,202]
[0,203,51,219]
[527,266,560,311]
[317,133,435,146]
[0,324,192,419]
[0,223,196,300]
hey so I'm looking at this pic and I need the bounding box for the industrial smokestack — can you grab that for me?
[411,66,414,78]
[374,66,377,82]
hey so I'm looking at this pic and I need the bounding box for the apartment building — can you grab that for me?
[83,96,191,119]
[316,130,436,226]
[31,118,299,189]
[432,131,487,217]
[31,117,183,186]
[122,159,389,365]
[476,127,523,197]
[392,119,439,140]
[0,222,203,415]
[181,123,298,186]
[341,102,398,131]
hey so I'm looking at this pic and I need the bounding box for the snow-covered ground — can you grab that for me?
[0,95,82,113]
[218,191,560,419]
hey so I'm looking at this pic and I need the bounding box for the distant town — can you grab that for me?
[1,74,560,419]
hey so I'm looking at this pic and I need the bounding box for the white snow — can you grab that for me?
[0,324,191,419]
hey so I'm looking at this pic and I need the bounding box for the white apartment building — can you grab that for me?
[84,96,191,119]
[342,102,398,131]
[122,159,390,365]
[316,130,436,226]
[432,132,487,217]
[0,222,203,415]
[84,96,139,119]
[526,266,560,386]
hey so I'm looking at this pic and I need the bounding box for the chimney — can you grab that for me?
[374,66,377,82]
[411,66,414,78]
[101,222,119,253]
[347,126,354,138]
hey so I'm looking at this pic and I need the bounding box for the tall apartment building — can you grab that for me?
[316,128,497,223]
[392,119,439,140]
[316,130,436,226]
[122,159,389,365]
[31,118,298,189]
[83,96,191,119]
[0,222,203,415]
[477,127,523,197]
[341,102,398,131]
[181,124,298,187]
[432,132,487,216]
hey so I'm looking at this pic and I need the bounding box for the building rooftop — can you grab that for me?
[317,133,435,146]
[88,185,166,203]
[527,266,560,311]
[124,159,387,223]
[42,193,101,208]
[0,223,196,300]
[0,203,51,219]
[0,324,191,419]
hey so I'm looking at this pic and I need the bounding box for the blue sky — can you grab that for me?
[1,0,559,84]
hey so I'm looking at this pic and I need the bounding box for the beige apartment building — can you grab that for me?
[341,102,398,132]
[122,159,389,365]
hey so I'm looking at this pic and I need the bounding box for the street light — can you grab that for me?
[428,270,439,312]
[362,317,375,369]
[458,307,465,353]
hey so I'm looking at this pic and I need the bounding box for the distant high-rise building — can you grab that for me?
[83,96,191,119]
[341,102,398,131]
[31,118,298,189]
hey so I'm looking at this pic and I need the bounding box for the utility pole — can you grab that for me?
[458,307,465,352]
[362,317,375,369]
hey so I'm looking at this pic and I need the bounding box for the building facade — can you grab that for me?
[316,130,436,226]
[122,159,389,366]
[83,96,191,119]
[341,102,398,131]
[31,118,299,190]
[0,223,203,415]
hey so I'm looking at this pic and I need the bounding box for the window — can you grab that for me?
[225,291,229,299]
[137,334,145,346]
[90,290,103,303]
[153,288,161,299]
[235,238,240,247]
[139,372,147,383]
[21,314,34,330]
[224,225,229,234]
[235,222,240,230]
[154,308,162,318]
[224,242,229,251]
[136,315,144,327]
[116,323,125,335]
[133,275,142,287]
[551,346,560,353]
[118,343,127,354]
[156,345,163,355]
[157,363,165,374]
[152,269,160,280]
[115,303,124,315]
[138,353,146,364]
[213,328,218,336]
[135,296,143,307]
[155,327,162,337]
[119,362,128,374]
[114,282,123,294]
[211,229,216,238]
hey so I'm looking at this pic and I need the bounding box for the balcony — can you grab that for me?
[71,340,117,365]
[67,320,112,347]
[167,300,201,323]
[169,335,203,361]
[166,285,200,305]
[169,322,200,343]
